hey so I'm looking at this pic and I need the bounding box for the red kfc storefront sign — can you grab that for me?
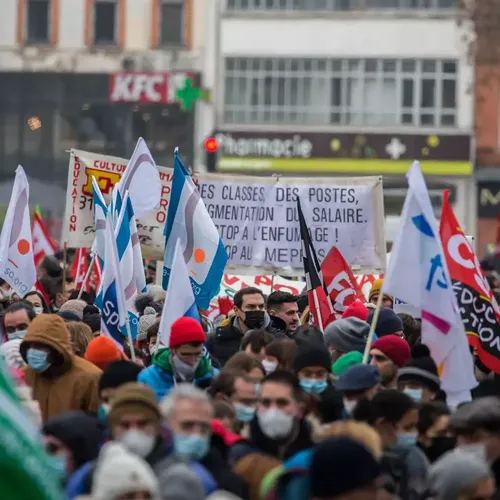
[109,72,197,104]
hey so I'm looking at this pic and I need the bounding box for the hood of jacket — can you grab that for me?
[20,313,73,375]
[152,347,213,379]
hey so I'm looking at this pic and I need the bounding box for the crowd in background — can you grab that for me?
[2,254,500,500]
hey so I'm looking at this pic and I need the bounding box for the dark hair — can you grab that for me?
[233,287,264,309]
[146,322,159,342]
[398,313,421,347]
[417,402,450,435]
[223,352,265,378]
[3,300,36,322]
[213,400,236,421]
[294,324,324,345]
[123,345,144,363]
[353,389,416,425]
[38,276,63,302]
[263,370,302,402]
[23,291,50,313]
[267,291,298,311]
[265,339,297,371]
[69,290,94,305]
[208,371,237,398]
[241,329,273,355]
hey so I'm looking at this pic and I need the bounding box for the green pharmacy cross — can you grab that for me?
[176,78,202,111]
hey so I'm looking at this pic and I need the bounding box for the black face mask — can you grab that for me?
[244,310,266,329]
[421,436,456,463]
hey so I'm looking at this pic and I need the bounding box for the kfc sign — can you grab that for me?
[109,72,196,104]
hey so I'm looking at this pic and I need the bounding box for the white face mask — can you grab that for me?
[262,360,278,374]
[173,355,198,379]
[257,408,295,440]
[118,430,155,458]
[343,398,358,415]
[33,306,44,315]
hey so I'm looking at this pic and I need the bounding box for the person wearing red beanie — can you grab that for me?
[138,316,218,400]
[84,336,127,371]
[342,301,369,322]
[370,335,411,389]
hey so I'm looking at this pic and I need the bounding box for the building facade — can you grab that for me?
[0,0,206,234]
[201,0,475,244]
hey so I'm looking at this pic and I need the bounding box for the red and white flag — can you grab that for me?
[321,246,365,312]
[70,248,89,292]
[32,209,57,267]
[93,256,102,293]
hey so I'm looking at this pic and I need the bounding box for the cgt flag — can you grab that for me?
[321,246,365,312]
[440,190,500,373]
[0,166,36,297]
[70,248,89,293]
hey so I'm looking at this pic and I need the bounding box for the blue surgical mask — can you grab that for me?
[173,433,209,461]
[7,329,26,341]
[48,455,67,480]
[98,403,110,423]
[26,348,51,373]
[234,404,256,423]
[397,432,418,450]
[404,388,423,402]
[300,379,328,394]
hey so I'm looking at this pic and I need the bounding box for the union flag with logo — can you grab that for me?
[439,190,500,373]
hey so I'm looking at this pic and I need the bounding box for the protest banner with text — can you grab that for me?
[62,150,386,273]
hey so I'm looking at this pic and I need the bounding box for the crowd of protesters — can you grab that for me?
[2,254,500,500]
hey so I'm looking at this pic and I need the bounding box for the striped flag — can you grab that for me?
[70,248,89,293]
[297,197,332,331]
[115,192,139,340]
[32,207,57,267]
[100,212,128,348]
[0,361,63,499]
[92,177,108,261]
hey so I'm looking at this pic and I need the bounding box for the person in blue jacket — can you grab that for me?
[139,316,218,400]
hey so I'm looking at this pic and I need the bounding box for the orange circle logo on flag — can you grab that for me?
[17,239,30,255]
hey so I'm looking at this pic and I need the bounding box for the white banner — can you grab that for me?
[62,150,386,273]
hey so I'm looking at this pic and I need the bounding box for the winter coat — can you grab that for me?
[138,347,218,400]
[20,314,102,422]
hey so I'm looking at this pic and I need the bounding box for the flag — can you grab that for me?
[115,138,161,219]
[93,255,102,292]
[109,189,123,226]
[159,240,200,347]
[321,246,365,311]
[128,199,146,294]
[70,248,89,293]
[92,177,108,260]
[0,361,63,499]
[162,149,227,309]
[100,212,128,348]
[115,192,139,340]
[440,190,500,373]
[297,197,332,331]
[384,162,476,401]
[32,208,57,267]
[0,166,36,297]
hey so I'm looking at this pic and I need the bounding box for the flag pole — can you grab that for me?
[362,289,384,364]
[77,254,96,299]
[124,317,137,362]
[312,288,325,333]
[61,241,67,298]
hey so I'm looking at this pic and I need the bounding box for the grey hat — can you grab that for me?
[427,450,492,500]
[137,307,158,342]
[157,462,205,500]
[449,397,500,434]
[324,317,369,354]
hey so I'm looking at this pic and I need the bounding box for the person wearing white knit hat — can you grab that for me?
[90,442,160,500]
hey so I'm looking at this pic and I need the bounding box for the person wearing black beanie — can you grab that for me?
[98,360,142,417]
[82,305,101,334]
[397,344,441,403]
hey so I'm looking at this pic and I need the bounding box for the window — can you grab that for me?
[160,0,185,46]
[223,57,458,127]
[26,0,50,44]
[226,0,454,10]
[94,0,117,45]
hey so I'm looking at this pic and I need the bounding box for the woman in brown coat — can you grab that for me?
[20,314,102,422]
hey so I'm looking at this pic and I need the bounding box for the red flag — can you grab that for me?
[321,246,365,311]
[70,248,89,292]
[93,257,102,293]
[32,211,57,267]
[297,199,332,330]
[440,189,500,373]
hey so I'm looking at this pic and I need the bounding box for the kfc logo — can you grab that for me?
[109,72,197,104]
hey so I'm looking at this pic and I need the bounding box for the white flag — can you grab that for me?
[0,166,36,296]
[384,162,476,401]
[116,138,161,219]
